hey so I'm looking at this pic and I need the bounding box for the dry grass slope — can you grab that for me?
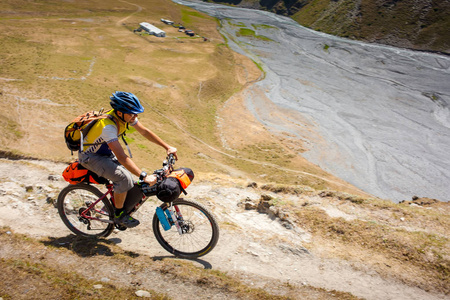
[1,1,449,299]
[254,187,450,294]
[0,0,367,195]
[0,228,360,299]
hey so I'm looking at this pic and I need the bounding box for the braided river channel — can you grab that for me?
[175,0,450,202]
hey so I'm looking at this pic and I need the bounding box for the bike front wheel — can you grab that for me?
[152,198,219,259]
[57,184,114,238]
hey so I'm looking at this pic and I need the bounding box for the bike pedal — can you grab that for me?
[115,224,128,231]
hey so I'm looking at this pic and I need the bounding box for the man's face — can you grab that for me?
[119,111,137,123]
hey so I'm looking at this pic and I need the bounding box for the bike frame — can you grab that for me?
[79,183,182,233]
[59,154,218,258]
[80,183,115,224]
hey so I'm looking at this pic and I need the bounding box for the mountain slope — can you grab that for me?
[0,0,369,196]
[208,0,450,53]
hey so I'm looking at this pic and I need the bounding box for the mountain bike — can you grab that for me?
[56,155,219,258]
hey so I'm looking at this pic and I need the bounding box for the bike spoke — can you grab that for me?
[153,199,219,258]
[57,184,114,238]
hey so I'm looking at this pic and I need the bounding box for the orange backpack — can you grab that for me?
[62,161,108,185]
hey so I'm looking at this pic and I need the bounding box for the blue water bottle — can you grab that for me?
[156,207,171,231]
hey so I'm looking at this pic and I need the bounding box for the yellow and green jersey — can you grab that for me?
[82,110,137,155]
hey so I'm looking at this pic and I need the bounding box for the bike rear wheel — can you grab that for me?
[152,198,219,259]
[57,184,114,238]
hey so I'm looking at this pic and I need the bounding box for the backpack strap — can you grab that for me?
[120,123,133,158]
[79,114,121,151]
[108,115,132,158]
[80,119,101,151]
[80,113,133,158]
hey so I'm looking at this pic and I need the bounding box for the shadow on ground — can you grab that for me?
[153,255,213,269]
[41,235,140,258]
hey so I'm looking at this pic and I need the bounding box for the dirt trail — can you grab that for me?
[0,158,446,300]
[116,0,143,25]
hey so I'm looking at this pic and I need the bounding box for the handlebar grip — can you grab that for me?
[167,153,176,165]
[138,180,159,196]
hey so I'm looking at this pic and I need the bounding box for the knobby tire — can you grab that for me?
[152,198,219,259]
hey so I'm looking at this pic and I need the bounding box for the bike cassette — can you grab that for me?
[78,207,90,224]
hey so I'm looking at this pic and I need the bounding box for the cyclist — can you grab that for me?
[78,91,177,228]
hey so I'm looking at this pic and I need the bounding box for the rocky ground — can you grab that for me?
[0,157,448,299]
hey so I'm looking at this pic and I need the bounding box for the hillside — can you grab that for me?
[0,1,449,299]
[0,157,449,299]
[0,0,368,195]
[207,0,450,54]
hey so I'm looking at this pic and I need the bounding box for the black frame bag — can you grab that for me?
[157,168,194,202]
[157,177,182,202]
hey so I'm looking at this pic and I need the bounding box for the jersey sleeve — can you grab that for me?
[102,124,119,143]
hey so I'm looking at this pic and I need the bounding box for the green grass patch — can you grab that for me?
[290,0,449,52]
[237,28,256,36]
[180,6,211,28]
[236,28,273,41]
[229,21,246,27]
[252,24,277,30]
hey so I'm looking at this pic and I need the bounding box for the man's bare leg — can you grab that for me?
[114,191,127,209]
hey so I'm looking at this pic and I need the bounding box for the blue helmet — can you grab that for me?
[110,91,144,114]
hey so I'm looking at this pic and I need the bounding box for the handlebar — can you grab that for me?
[154,153,176,181]
[162,153,176,172]
[138,155,176,196]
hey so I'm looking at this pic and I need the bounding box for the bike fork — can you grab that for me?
[167,204,183,235]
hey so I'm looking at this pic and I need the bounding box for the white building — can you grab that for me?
[161,18,174,25]
[139,22,165,37]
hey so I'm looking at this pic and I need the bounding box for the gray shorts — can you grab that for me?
[78,152,134,194]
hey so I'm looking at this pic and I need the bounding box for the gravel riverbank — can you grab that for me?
[176,0,450,202]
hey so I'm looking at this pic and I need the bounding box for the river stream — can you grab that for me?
[175,0,450,202]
